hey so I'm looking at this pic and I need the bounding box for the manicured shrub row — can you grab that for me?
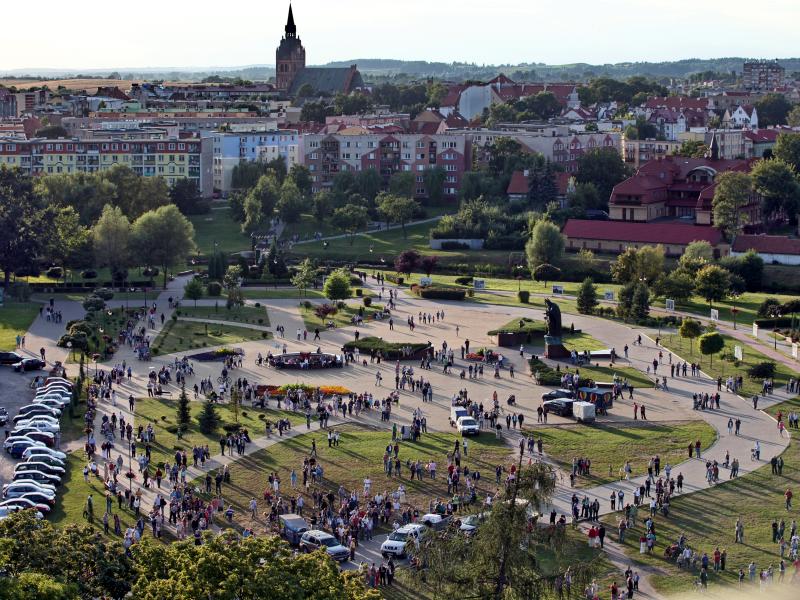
[409,284,466,301]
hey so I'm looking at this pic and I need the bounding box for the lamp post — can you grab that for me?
[67,341,73,362]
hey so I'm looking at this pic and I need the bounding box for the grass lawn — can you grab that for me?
[240,288,327,300]
[535,421,717,487]
[175,304,270,327]
[151,319,270,355]
[661,331,799,397]
[563,331,608,352]
[651,291,800,328]
[189,208,251,256]
[280,213,341,240]
[134,397,306,468]
[0,302,39,351]
[191,424,512,535]
[32,291,150,303]
[561,365,656,389]
[608,398,799,596]
[298,302,384,331]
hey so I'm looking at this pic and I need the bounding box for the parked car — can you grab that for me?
[0,351,23,365]
[381,523,426,558]
[279,513,310,546]
[37,383,72,395]
[542,399,575,417]
[540,389,574,402]
[15,461,65,477]
[23,454,65,469]
[458,513,485,535]
[13,470,61,487]
[14,408,61,423]
[13,358,45,372]
[0,505,43,521]
[0,497,50,514]
[2,481,56,500]
[299,530,350,562]
[13,418,60,434]
[9,429,56,447]
[421,513,452,531]
[456,416,480,436]
[22,446,66,461]
[3,435,46,451]
[449,406,469,426]
[32,398,69,411]
[44,377,73,389]
[34,390,71,403]
[4,439,45,458]
[18,491,57,508]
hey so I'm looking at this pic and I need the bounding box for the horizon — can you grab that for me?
[0,0,796,72]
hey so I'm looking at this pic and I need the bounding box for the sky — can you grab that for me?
[1,0,797,72]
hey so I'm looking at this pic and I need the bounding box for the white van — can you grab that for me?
[449,406,468,426]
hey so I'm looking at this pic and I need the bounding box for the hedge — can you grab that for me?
[518,290,530,303]
[385,274,405,285]
[439,241,470,250]
[754,317,795,329]
[528,358,562,386]
[454,276,473,286]
[410,284,466,301]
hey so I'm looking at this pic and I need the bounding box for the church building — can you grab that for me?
[275,5,364,96]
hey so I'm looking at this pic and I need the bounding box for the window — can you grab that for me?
[416,176,424,183]
[417,165,424,171]
[416,153,425,160]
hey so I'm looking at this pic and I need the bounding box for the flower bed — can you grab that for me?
[188,347,244,362]
[466,347,499,362]
[264,383,352,398]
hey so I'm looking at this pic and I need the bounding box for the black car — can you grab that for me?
[542,399,574,417]
[13,358,45,372]
[540,389,574,401]
[0,352,23,366]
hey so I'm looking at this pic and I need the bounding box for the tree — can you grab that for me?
[611,245,664,285]
[788,105,800,128]
[35,171,117,225]
[698,331,724,366]
[98,164,170,219]
[773,133,800,173]
[92,204,131,284]
[197,399,220,433]
[525,220,564,267]
[694,264,731,307]
[617,282,636,320]
[388,171,415,198]
[323,269,351,301]
[170,178,207,215]
[675,139,708,158]
[420,255,438,277]
[569,181,603,211]
[422,167,447,203]
[331,204,369,244]
[207,250,227,281]
[758,297,783,318]
[288,164,313,197]
[754,93,792,126]
[177,384,191,429]
[527,158,558,208]
[183,277,204,307]
[276,179,306,223]
[679,318,703,354]
[242,174,280,232]
[131,204,197,289]
[394,250,421,277]
[45,206,91,283]
[314,303,338,323]
[720,250,764,292]
[312,191,333,223]
[575,148,631,205]
[300,100,329,123]
[681,240,714,264]
[223,265,243,292]
[265,239,288,278]
[652,270,694,303]
[631,282,650,321]
[576,277,598,314]
[355,168,383,204]
[377,193,417,237]
[712,171,752,240]
[532,263,561,288]
[291,258,316,297]
[34,125,68,139]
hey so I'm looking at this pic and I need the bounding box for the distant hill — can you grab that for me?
[3,57,799,84]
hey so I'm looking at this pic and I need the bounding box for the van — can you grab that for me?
[449,406,468,426]
[279,513,310,546]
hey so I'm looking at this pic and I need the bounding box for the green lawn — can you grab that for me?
[560,365,656,389]
[151,319,270,355]
[651,291,800,328]
[0,302,39,351]
[534,421,717,487]
[661,331,799,397]
[134,397,306,468]
[563,331,607,352]
[175,304,270,327]
[189,424,512,535]
[298,302,384,331]
[609,398,799,596]
[240,288,327,300]
[81,307,141,359]
[280,213,340,240]
[33,291,150,303]
[189,208,251,256]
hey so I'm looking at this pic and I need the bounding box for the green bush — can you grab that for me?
[46,266,63,279]
[385,274,404,285]
[343,337,429,360]
[518,290,530,303]
[82,296,105,312]
[410,284,466,301]
[363,297,372,307]
[529,358,562,386]
[207,281,222,296]
[439,241,469,250]
[455,276,473,286]
[94,288,114,301]
[254,302,261,308]
[355,288,363,297]
[747,361,776,379]
[80,269,97,279]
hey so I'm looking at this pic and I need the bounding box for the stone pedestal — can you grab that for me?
[544,335,570,360]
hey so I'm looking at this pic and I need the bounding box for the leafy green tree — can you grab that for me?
[183,277,204,307]
[527,157,558,208]
[131,204,197,289]
[170,178,207,215]
[698,331,724,366]
[388,171,415,198]
[332,204,369,244]
[773,133,800,173]
[355,168,383,204]
[757,297,782,318]
[276,179,306,223]
[98,164,170,219]
[288,164,313,197]
[242,194,265,233]
[377,193,418,237]
[681,240,714,264]
[207,250,227,281]
[675,139,708,158]
[576,148,631,203]
[300,100,329,123]
[569,181,603,211]
[177,384,191,429]
[1,571,78,600]
[712,171,752,240]
[223,265,243,292]
[312,191,333,223]
[323,268,351,301]
[92,204,131,284]
[291,258,316,297]
[422,167,447,203]
[754,93,792,126]
[34,172,116,225]
[532,263,561,288]
[525,220,564,267]
[242,174,280,232]
[631,282,650,321]
[787,105,800,128]
[694,264,731,307]
[679,318,703,354]
[576,277,598,314]
[265,239,289,278]
[719,250,764,292]
[611,245,664,285]
[197,399,220,433]
[652,270,694,303]
[45,206,91,283]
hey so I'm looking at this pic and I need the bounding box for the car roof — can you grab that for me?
[304,529,334,538]
[396,523,425,533]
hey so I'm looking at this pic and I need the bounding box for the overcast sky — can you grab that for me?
[1,0,796,71]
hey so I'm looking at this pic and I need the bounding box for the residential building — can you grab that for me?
[731,234,800,265]
[0,135,211,197]
[13,90,49,117]
[300,132,471,199]
[63,113,275,136]
[621,137,683,168]
[211,127,299,195]
[0,89,16,118]
[743,60,785,91]
[743,128,780,158]
[723,105,758,129]
[506,169,573,205]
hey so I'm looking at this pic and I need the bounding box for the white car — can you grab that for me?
[32,398,68,411]
[13,419,60,434]
[3,436,45,450]
[34,393,70,406]
[23,446,66,461]
[17,404,61,418]
[37,383,71,394]
[13,470,61,487]
[43,377,73,388]
[3,481,56,499]
[0,505,43,520]
[23,454,65,468]
[456,416,480,436]
[381,523,425,558]
[15,461,65,477]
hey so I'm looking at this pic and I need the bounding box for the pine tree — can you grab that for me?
[576,277,598,315]
[631,283,650,322]
[177,384,191,428]
[197,399,219,434]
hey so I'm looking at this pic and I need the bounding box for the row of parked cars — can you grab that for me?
[1,376,73,521]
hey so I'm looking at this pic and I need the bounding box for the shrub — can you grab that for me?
[440,241,469,250]
[384,274,404,285]
[410,285,466,301]
[222,422,240,433]
[82,296,105,312]
[80,269,98,279]
[363,297,372,307]
[142,267,160,278]
[455,276,473,286]
[355,288,363,297]
[257,318,264,324]
[254,302,261,307]
[349,275,362,286]
[261,332,268,338]
[529,358,562,386]
[46,266,63,279]
[207,281,222,296]
[747,361,776,379]
[94,288,114,301]
[517,290,530,303]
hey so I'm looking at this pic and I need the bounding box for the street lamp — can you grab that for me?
[66,341,73,362]
[730,293,740,330]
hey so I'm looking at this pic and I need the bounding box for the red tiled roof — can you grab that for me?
[644,96,709,111]
[563,219,723,246]
[507,170,528,195]
[732,234,800,255]
[441,85,467,107]
[743,129,780,143]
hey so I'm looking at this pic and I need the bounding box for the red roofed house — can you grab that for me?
[506,170,573,205]
[743,128,780,158]
[731,234,800,265]
[723,105,759,129]
[562,219,727,257]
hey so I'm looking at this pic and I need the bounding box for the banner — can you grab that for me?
[665,299,675,312]
[710,309,719,322]
[473,279,485,290]
[604,291,614,301]
[753,323,759,338]
[552,285,564,295]
[734,345,743,361]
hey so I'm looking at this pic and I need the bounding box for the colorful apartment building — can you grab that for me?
[300,133,471,199]
[211,128,299,195]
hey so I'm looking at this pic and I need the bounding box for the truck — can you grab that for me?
[572,401,596,423]
[449,406,468,426]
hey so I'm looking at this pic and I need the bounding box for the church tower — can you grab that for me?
[276,4,306,93]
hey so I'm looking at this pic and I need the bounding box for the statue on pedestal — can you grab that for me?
[544,298,570,359]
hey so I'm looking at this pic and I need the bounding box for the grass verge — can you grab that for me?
[151,319,270,355]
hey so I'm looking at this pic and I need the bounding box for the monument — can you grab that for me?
[544,299,570,359]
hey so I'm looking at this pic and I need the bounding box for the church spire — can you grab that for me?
[285,3,297,38]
